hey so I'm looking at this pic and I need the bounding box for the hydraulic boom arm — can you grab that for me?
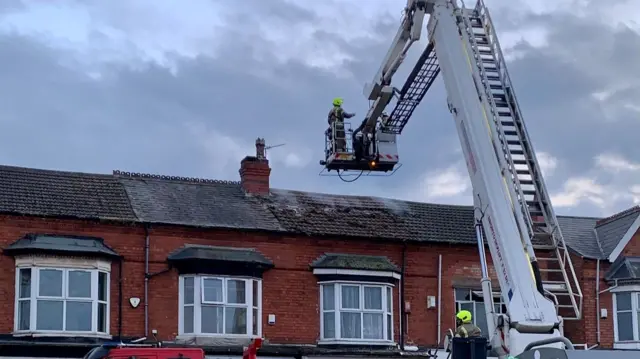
[359,0,429,138]
[359,0,588,357]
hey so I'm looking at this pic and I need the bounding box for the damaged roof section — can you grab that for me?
[311,253,400,272]
[3,234,120,258]
[262,189,476,243]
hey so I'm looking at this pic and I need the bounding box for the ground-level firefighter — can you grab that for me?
[327,97,355,152]
[455,310,482,338]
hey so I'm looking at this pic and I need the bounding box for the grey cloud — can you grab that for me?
[0,0,638,216]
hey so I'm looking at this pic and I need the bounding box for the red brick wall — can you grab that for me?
[0,214,613,348]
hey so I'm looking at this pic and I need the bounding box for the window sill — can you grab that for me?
[318,339,396,346]
[13,331,112,339]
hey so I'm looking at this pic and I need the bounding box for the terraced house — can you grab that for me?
[0,140,640,359]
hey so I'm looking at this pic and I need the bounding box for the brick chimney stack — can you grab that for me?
[239,138,271,195]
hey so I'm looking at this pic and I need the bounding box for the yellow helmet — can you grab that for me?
[332,97,344,106]
[456,310,472,323]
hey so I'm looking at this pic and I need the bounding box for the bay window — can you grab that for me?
[320,282,393,343]
[15,266,109,334]
[179,275,261,337]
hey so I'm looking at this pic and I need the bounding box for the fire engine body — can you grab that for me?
[322,0,629,358]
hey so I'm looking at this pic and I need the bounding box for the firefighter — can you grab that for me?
[455,310,482,338]
[327,97,355,152]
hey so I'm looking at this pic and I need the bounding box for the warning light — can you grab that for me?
[369,161,377,168]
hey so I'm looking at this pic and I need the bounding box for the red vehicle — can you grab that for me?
[83,338,262,359]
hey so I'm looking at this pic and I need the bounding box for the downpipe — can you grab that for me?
[437,254,443,348]
[594,259,601,349]
[144,224,150,337]
[400,241,407,350]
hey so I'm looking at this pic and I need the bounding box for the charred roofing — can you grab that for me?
[0,164,637,261]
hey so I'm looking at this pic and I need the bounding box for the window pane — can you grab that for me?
[227,280,246,304]
[66,301,92,331]
[364,287,382,310]
[323,312,335,338]
[616,293,632,311]
[36,300,63,330]
[39,269,63,297]
[19,269,31,299]
[340,312,361,338]
[201,306,223,333]
[363,313,384,339]
[253,280,259,308]
[253,308,258,335]
[455,289,471,301]
[322,285,335,310]
[183,277,194,305]
[183,306,194,333]
[202,278,223,302]
[68,271,92,298]
[386,313,392,340]
[98,272,108,302]
[225,307,247,334]
[494,304,501,314]
[617,312,633,341]
[341,286,359,309]
[386,287,392,312]
[98,303,107,333]
[18,300,30,330]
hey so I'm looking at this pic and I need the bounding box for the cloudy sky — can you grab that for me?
[0,0,639,217]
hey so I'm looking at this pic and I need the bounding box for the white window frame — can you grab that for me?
[454,288,504,338]
[178,275,262,338]
[13,255,111,338]
[612,289,640,348]
[319,281,394,345]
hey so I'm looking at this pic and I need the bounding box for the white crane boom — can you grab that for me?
[330,0,607,358]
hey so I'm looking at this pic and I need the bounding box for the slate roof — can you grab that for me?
[114,171,283,232]
[3,233,120,258]
[311,253,401,272]
[168,244,273,267]
[0,165,136,221]
[1,165,639,262]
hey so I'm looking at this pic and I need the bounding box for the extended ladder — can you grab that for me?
[384,42,440,134]
[457,0,582,320]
